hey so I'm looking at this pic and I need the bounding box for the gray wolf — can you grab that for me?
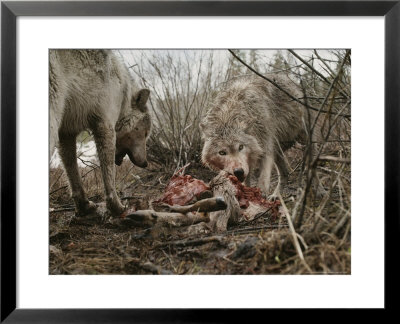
[50,49,151,216]
[201,74,306,197]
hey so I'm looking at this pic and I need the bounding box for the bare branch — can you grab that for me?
[228,49,351,118]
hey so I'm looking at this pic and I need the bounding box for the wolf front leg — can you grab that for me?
[93,122,125,216]
[268,151,290,198]
[58,133,97,216]
[257,141,275,195]
[275,151,289,188]
[258,154,274,196]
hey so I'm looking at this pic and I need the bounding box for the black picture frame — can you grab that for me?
[1,0,398,322]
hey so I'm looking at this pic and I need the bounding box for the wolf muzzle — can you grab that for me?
[127,151,148,168]
[233,168,245,182]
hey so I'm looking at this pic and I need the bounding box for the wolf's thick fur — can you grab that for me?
[50,50,151,216]
[201,74,307,196]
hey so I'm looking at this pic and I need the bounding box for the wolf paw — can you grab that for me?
[107,200,125,217]
[76,200,98,216]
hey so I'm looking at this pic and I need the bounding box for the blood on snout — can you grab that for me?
[208,153,250,181]
[225,160,245,173]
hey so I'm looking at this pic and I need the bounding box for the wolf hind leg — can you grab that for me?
[58,133,97,216]
[93,122,125,216]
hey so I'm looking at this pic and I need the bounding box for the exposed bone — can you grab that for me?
[242,202,269,221]
[165,197,227,214]
[123,172,278,233]
[208,172,241,233]
[207,171,280,232]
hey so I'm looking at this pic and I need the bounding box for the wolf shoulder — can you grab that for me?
[211,74,301,112]
[49,49,135,156]
[49,49,129,86]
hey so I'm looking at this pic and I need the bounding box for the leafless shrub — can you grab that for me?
[120,50,232,172]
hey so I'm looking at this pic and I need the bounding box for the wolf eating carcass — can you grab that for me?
[201,74,308,197]
[50,49,152,216]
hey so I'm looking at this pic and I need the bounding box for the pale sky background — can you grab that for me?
[116,49,340,87]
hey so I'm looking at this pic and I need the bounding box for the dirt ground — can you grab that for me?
[49,146,351,275]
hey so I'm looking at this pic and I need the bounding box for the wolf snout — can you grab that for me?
[234,168,245,182]
[126,151,148,168]
[132,159,148,168]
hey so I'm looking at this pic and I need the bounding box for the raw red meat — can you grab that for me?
[226,175,281,210]
[154,173,210,206]
[153,165,279,220]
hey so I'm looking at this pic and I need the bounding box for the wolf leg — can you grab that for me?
[58,133,97,215]
[275,151,289,187]
[93,122,125,216]
[258,154,274,195]
[269,151,297,199]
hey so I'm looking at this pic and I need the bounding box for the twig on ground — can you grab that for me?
[226,224,288,235]
[156,235,223,248]
[318,155,351,164]
[279,192,312,273]
[128,259,172,274]
[50,207,75,213]
[50,185,68,196]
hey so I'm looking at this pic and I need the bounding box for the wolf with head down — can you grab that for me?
[50,49,151,216]
[201,74,307,197]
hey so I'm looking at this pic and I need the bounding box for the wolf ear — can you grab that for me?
[133,89,150,112]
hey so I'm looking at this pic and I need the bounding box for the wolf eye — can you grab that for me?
[219,151,226,156]
[239,144,244,151]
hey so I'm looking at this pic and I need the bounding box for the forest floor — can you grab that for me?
[49,146,351,275]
